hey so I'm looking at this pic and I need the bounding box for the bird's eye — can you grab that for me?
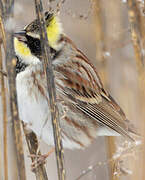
[45,11,53,21]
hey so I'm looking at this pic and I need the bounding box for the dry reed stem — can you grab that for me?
[1,2,48,179]
[6,37,26,180]
[0,1,26,179]
[95,1,105,61]
[0,69,7,76]
[106,137,119,180]
[0,43,8,180]
[127,0,144,70]
[94,1,119,180]
[23,126,48,180]
[0,16,6,51]
[0,15,8,180]
[127,1,145,180]
[135,0,145,50]
[34,1,65,180]
[0,142,2,179]
[0,1,4,17]
[76,139,140,180]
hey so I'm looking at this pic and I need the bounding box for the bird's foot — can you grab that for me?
[29,148,55,171]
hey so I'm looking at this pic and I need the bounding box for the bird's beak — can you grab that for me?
[13,31,27,42]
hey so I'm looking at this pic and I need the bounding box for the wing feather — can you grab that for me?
[54,44,135,142]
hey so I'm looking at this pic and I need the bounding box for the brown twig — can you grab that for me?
[94,1,119,180]
[0,143,2,180]
[0,1,5,17]
[127,0,144,69]
[23,125,48,180]
[6,38,26,180]
[0,1,26,179]
[0,69,7,76]
[127,0,145,136]
[136,0,145,52]
[106,137,119,180]
[0,16,6,51]
[76,140,141,180]
[5,39,26,180]
[34,1,65,180]
[127,1,145,180]
[0,37,8,180]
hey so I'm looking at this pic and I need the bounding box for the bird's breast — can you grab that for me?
[16,66,53,141]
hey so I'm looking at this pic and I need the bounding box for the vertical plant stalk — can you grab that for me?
[0,16,6,51]
[0,1,4,17]
[6,37,27,180]
[23,126,48,180]
[0,1,26,179]
[0,16,7,180]
[106,137,119,180]
[6,33,26,180]
[135,1,145,51]
[34,1,65,180]
[94,1,119,180]
[94,0,108,86]
[127,1,145,180]
[127,0,144,70]
[0,43,8,180]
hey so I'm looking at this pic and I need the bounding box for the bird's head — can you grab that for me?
[14,12,63,65]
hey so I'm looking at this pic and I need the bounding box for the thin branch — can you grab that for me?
[2,0,14,18]
[23,125,48,180]
[0,1,26,179]
[136,0,145,52]
[76,140,141,180]
[127,0,144,70]
[34,1,65,180]
[94,1,119,180]
[0,1,4,17]
[0,142,2,180]
[127,0,145,128]
[0,39,8,180]
[0,69,7,76]
[106,137,119,180]
[127,1,145,180]
[0,15,6,51]
[6,35,26,180]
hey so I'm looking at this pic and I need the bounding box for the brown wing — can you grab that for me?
[54,36,135,142]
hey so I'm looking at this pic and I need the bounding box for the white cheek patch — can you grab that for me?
[26,32,40,39]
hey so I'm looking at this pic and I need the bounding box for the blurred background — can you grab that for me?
[0,0,144,180]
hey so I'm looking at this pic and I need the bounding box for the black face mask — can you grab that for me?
[14,31,62,74]
[26,35,42,57]
[25,34,61,59]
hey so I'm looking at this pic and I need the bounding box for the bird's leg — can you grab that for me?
[29,147,55,171]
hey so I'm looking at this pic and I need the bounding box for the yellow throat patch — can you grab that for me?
[14,37,31,57]
[46,16,61,49]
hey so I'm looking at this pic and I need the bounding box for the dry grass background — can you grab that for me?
[0,0,144,180]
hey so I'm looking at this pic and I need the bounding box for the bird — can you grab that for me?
[13,12,136,151]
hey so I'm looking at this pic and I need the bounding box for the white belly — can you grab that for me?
[16,67,55,146]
